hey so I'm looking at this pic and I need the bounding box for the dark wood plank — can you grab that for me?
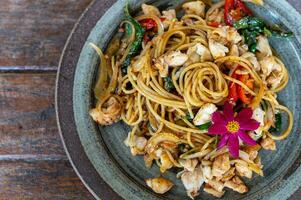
[0,0,92,67]
[0,160,93,200]
[0,73,64,156]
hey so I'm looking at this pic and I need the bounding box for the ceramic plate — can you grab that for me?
[56,0,301,199]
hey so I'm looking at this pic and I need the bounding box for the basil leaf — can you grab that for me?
[164,77,175,92]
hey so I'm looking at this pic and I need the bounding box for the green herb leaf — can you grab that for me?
[234,16,265,30]
[196,122,212,130]
[185,113,193,122]
[164,77,175,92]
[121,4,145,74]
[269,113,282,133]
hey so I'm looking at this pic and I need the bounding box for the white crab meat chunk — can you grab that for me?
[204,184,225,198]
[212,153,231,178]
[260,137,276,150]
[162,9,177,29]
[259,56,282,77]
[202,165,213,182]
[211,26,242,44]
[164,51,189,67]
[182,1,206,18]
[209,39,229,59]
[181,167,205,199]
[124,134,147,156]
[235,161,253,179]
[160,153,173,173]
[141,4,161,16]
[224,176,248,193]
[187,43,213,62]
[89,96,122,125]
[242,52,261,71]
[207,8,224,24]
[256,35,273,57]
[179,159,198,172]
[267,73,283,89]
[193,103,217,126]
[252,107,265,135]
[146,177,173,194]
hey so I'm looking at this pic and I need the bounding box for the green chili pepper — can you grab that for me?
[121,4,145,74]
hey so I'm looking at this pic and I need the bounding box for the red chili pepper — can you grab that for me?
[237,74,252,104]
[224,0,252,26]
[228,72,239,103]
[139,19,157,30]
[143,34,151,44]
[160,17,166,22]
[207,21,220,27]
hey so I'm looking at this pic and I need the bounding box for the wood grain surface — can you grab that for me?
[0,0,300,199]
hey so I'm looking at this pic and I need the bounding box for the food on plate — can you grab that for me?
[89,0,293,198]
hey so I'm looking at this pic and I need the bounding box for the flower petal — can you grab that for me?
[212,112,227,124]
[208,124,227,135]
[223,102,234,121]
[217,134,230,150]
[235,108,253,123]
[228,134,239,158]
[238,131,257,146]
[239,119,260,131]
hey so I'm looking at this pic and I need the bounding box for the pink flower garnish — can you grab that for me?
[208,102,260,158]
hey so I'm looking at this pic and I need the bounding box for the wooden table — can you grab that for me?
[0,0,300,199]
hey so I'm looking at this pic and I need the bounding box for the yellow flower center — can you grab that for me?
[226,121,240,133]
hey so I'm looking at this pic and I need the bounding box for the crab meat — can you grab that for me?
[125,135,147,156]
[260,137,276,150]
[220,167,236,182]
[154,56,169,77]
[89,96,122,125]
[160,153,173,173]
[267,73,283,89]
[179,159,198,172]
[193,103,217,126]
[162,9,177,29]
[209,39,229,59]
[259,56,282,77]
[243,144,261,161]
[252,106,265,135]
[182,1,206,18]
[241,52,261,71]
[229,44,239,56]
[204,184,225,198]
[207,8,224,24]
[146,177,173,194]
[235,161,253,179]
[207,179,224,192]
[164,51,189,67]
[181,167,204,199]
[187,43,213,63]
[212,153,231,178]
[202,165,213,182]
[211,26,242,45]
[256,35,273,57]
[141,4,161,16]
[224,176,248,193]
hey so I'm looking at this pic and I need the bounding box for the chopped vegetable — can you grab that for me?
[224,0,252,26]
[185,112,194,122]
[122,4,146,74]
[139,18,157,30]
[207,21,220,27]
[196,122,212,130]
[227,69,254,104]
[269,113,282,133]
[234,16,293,52]
[164,77,175,92]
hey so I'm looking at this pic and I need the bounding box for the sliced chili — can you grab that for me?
[207,21,220,27]
[224,0,252,26]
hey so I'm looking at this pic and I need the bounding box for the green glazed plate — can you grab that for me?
[56,0,301,199]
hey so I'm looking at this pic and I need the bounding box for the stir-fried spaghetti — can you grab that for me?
[89,0,293,198]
